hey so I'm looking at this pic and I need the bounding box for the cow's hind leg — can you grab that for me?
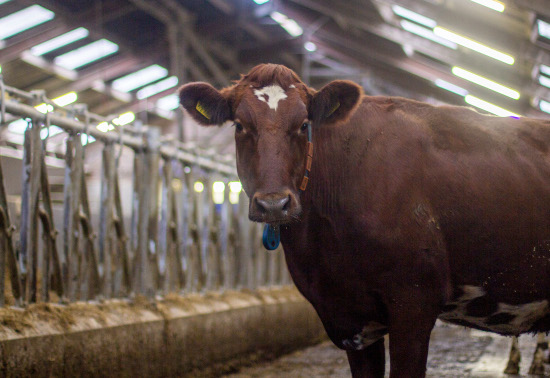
[504,336,521,374]
[528,333,548,376]
[346,338,385,378]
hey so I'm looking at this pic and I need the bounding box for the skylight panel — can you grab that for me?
[136,76,178,100]
[112,64,168,93]
[540,99,550,115]
[30,28,89,56]
[53,39,118,70]
[0,5,55,40]
[539,75,550,89]
[540,65,550,77]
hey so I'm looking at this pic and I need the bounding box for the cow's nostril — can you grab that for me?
[282,195,290,211]
[255,197,267,214]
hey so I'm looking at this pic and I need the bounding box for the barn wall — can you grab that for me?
[0,287,325,377]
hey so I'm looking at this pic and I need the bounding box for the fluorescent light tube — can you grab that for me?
[54,39,118,70]
[452,66,520,99]
[540,99,550,114]
[30,28,89,56]
[540,65,550,76]
[537,19,550,40]
[136,76,178,99]
[539,75,550,89]
[270,12,303,37]
[157,94,179,111]
[434,27,514,65]
[469,0,505,12]
[434,79,468,96]
[253,0,270,3]
[53,91,77,107]
[392,5,436,28]
[0,5,55,40]
[112,65,168,93]
[465,95,520,117]
[401,20,457,49]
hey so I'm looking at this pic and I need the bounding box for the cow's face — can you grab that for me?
[179,64,362,224]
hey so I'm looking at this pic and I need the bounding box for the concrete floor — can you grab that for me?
[225,321,547,377]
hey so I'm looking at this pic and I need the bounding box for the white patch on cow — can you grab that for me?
[289,84,296,88]
[254,85,288,111]
[341,321,387,351]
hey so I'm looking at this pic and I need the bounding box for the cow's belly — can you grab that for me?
[438,285,550,335]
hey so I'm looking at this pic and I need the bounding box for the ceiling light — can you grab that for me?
[0,5,55,41]
[8,119,28,134]
[54,39,119,70]
[434,79,468,96]
[540,99,550,114]
[452,66,520,99]
[96,122,112,132]
[270,12,303,37]
[392,5,436,28]
[434,27,514,65]
[112,64,168,93]
[537,19,550,40]
[304,41,317,52]
[0,0,12,4]
[30,28,89,56]
[136,76,178,100]
[53,91,77,107]
[40,125,63,140]
[465,95,520,117]
[400,20,457,49]
[35,103,53,113]
[540,64,550,76]
[468,0,505,12]
[157,94,179,111]
[113,111,135,126]
[539,75,550,89]
[253,0,270,3]
[194,182,204,193]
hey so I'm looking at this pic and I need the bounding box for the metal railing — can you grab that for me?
[0,76,289,306]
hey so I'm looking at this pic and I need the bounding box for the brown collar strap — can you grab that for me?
[299,123,313,191]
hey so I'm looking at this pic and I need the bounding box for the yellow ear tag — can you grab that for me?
[328,101,340,117]
[195,101,211,120]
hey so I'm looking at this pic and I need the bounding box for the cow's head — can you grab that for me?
[179,64,362,224]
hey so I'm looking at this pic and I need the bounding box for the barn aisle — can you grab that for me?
[225,321,544,377]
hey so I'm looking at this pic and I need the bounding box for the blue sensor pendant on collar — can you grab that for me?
[262,224,280,250]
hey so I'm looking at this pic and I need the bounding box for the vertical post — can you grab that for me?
[98,143,116,298]
[158,158,171,292]
[146,128,161,294]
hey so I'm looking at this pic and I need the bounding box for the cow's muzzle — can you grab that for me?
[249,190,301,223]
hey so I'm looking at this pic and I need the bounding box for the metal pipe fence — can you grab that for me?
[0,76,289,306]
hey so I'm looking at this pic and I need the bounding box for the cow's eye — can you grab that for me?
[301,122,309,133]
[234,122,243,132]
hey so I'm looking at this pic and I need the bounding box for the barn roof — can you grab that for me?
[1,0,549,156]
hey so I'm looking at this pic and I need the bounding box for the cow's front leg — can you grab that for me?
[387,297,439,378]
[346,338,385,378]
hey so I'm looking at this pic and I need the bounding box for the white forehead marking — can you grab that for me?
[254,85,288,111]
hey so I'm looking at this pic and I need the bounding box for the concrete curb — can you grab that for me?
[0,287,326,377]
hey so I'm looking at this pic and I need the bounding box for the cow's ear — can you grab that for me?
[179,82,232,126]
[309,80,362,125]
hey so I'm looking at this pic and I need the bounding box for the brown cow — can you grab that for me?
[179,64,550,377]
